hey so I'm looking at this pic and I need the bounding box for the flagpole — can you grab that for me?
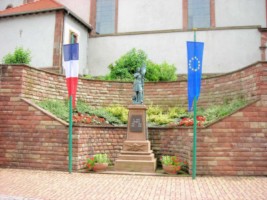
[68,95,73,173]
[68,36,75,174]
[192,28,197,179]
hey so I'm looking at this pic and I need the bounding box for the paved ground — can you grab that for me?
[0,168,266,200]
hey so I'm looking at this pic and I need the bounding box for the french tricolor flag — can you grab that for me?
[63,43,79,108]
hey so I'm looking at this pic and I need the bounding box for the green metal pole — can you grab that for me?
[68,95,73,173]
[192,97,197,179]
[192,28,197,179]
[68,37,75,173]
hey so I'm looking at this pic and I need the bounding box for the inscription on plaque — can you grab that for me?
[130,115,143,132]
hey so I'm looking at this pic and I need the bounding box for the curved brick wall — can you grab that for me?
[0,62,266,175]
[6,62,263,108]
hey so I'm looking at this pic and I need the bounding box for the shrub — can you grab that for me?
[94,153,110,164]
[159,62,177,81]
[105,105,128,124]
[105,48,177,82]
[148,113,173,125]
[75,100,123,125]
[168,107,187,118]
[37,99,69,121]
[146,61,161,82]
[147,105,163,116]
[85,153,110,171]
[106,48,147,81]
[2,47,31,64]
[36,99,123,125]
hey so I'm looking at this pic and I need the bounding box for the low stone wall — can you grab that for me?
[0,62,266,175]
[0,98,266,175]
[0,62,263,108]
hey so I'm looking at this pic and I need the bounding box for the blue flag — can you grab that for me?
[63,43,79,61]
[187,41,204,111]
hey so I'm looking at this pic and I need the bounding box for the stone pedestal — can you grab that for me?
[114,105,157,172]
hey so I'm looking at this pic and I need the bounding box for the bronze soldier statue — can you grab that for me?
[132,63,146,104]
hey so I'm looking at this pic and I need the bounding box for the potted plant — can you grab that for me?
[161,155,187,175]
[85,153,110,172]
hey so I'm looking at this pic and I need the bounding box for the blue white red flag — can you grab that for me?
[63,43,79,108]
[187,41,204,111]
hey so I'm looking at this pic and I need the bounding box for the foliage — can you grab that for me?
[104,48,177,82]
[83,74,93,79]
[73,113,108,125]
[161,155,188,172]
[85,153,110,171]
[2,47,31,65]
[147,105,173,125]
[147,104,163,116]
[106,48,147,81]
[158,62,177,81]
[94,153,110,164]
[75,99,123,125]
[167,107,187,118]
[36,99,123,125]
[148,113,173,125]
[37,99,69,121]
[83,74,107,80]
[86,156,95,170]
[37,97,248,127]
[145,61,161,82]
[195,97,247,124]
[104,105,128,124]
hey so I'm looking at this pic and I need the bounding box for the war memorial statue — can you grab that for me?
[132,63,146,104]
[114,62,157,173]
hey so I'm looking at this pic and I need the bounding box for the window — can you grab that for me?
[188,0,210,29]
[95,0,115,34]
[69,31,78,44]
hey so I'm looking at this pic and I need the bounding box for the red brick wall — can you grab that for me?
[0,66,68,170]
[0,62,266,175]
[12,62,264,108]
[73,101,267,176]
[73,127,193,171]
[196,100,267,175]
[73,126,127,170]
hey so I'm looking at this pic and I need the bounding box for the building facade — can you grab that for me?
[0,0,266,76]
[88,0,266,75]
[0,0,91,74]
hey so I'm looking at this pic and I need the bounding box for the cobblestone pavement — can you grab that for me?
[0,168,266,200]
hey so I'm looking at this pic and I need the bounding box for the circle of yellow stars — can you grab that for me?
[188,56,201,72]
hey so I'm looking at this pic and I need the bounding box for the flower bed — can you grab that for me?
[36,97,248,127]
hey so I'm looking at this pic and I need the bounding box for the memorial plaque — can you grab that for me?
[130,115,143,132]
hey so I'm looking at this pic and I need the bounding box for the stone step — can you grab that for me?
[118,154,155,161]
[119,150,153,155]
[114,159,157,173]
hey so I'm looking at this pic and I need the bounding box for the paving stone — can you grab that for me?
[0,168,266,200]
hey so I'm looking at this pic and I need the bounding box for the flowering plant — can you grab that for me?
[85,153,110,171]
[86,156,95,170]
[161,155,187,172]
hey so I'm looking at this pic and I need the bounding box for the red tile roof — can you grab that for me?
[0,0,92,31]
[0,0,64,17]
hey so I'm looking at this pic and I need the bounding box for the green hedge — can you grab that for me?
[103,48,177,82]
[2,47,31,65]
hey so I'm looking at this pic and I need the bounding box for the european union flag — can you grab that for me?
[187,41,204,111]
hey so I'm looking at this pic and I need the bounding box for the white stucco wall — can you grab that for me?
[0,0,24,10]
[216,0,266,27]
[118,0,183,32]
[63,15,89,75]
[88,28,261,76]
[0,13,55,67]
[57,0,90,24]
